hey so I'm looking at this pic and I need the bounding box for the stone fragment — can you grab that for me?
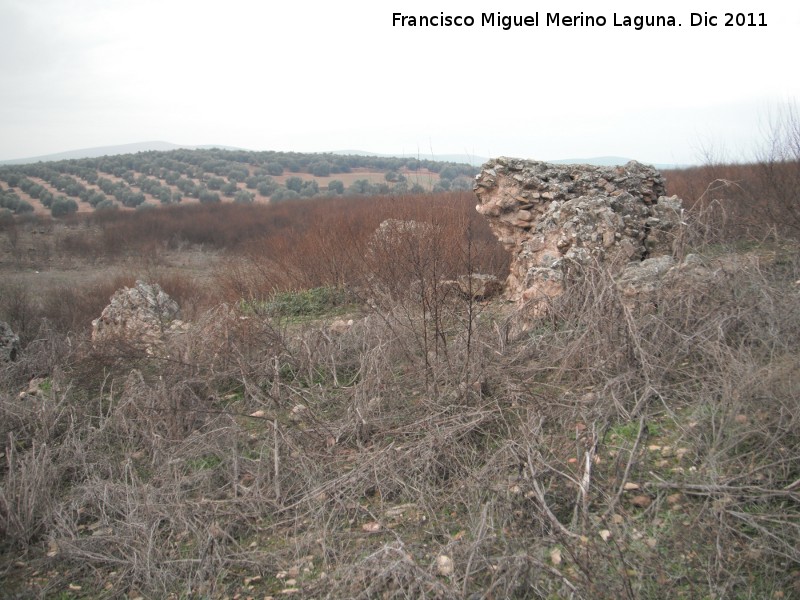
[328,319,354,334]
[616,255,677,299]
[18,377,55,400]
[0,320,20,362]
[549,547,562,565]
[436,554,455,577]
[91,280,184,355]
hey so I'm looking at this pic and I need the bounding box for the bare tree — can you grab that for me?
[757,101,800,234]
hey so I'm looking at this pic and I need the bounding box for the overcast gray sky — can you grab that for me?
[1,0,798,164]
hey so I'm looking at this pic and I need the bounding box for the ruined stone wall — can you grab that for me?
[473,158,682,303]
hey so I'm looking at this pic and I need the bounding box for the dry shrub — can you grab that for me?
[56,227,108,259]
[0,326,74,395]
[0,438,60,548]
[141,269,215,321]
[0,281,39,345]
[0,352,88,551]
[41,273,137,334]
[0,271,213,353]
[0,273,135,345]
[665,103,800,241]
[214,192,508,302]
[1,305,294,595]
[492,237,800,598]
[1,189,799,598]
[322,541,456,599]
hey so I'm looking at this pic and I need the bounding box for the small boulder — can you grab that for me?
[328,318,354,335]
[0,320,20,362]
[92,280,184,355]
[436,554,455,577]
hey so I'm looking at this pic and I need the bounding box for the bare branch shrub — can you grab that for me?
[1,185,798,598]
[665,101,800,241]
[1,438,60,548]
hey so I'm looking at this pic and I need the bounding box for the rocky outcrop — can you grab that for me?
[474,158,682,303]
[92,281,185,355]
[1,320,20,362]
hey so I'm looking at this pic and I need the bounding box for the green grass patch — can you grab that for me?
[241,286,356,320]
[186,454,223,471]
[609,419,662,443]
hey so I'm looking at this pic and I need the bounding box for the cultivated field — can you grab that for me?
[0,149,472,219]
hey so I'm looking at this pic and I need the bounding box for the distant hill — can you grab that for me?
[1,142,682,170]
[550,156,635,166]
[0,141,245,165]
[549,156,682,170]
[333,150,491,167]
[334,151,680,170]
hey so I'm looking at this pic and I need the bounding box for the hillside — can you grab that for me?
[0,148,478,218]
[0,142,191,165]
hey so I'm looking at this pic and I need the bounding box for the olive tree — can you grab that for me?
[51,197,78,217]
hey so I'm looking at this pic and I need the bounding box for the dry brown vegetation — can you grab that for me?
[1,159,799,599]
[664,160,800,241]
[664,104,800,241]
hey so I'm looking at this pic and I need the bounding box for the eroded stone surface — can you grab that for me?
[616,253,717,311]
[474,158,682,303]
[91,280,185,354]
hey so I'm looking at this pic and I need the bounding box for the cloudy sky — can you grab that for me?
[1,0,798,164]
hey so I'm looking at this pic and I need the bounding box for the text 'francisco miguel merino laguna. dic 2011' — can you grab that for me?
[393,12,683,31]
